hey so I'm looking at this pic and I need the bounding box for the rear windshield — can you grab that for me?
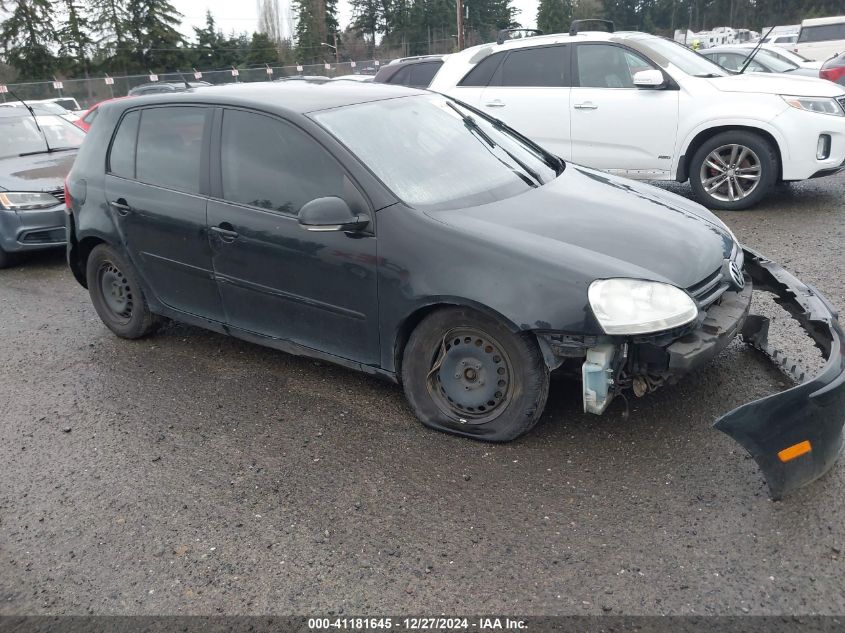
[799,23,845,43]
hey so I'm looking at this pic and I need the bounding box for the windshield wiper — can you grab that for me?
[693,73,723,78]
[444,101,543,187]
[18,146,77,157]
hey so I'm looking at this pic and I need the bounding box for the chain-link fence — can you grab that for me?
[0,60,386,110]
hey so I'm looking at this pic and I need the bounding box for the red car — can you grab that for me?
[74,96,128,132]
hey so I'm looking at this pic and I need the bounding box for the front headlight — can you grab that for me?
[0,192,62,211]
[588,279,699,335]
[780,95,844,117]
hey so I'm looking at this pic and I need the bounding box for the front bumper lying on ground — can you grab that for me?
[714,249,845,500]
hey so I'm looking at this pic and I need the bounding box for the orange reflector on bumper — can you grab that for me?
[778,440,812,463]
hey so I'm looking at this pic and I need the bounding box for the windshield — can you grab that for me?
[312,94,560,210]
[631,37,729,77]
[753,49,800,72]
[0,113,85,159]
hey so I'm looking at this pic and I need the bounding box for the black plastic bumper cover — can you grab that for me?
[714,249,845,500]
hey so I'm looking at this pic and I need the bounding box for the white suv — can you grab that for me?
[430,29,845,210]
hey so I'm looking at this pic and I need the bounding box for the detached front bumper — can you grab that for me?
[714,249,845,500]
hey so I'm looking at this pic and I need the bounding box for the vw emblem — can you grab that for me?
[728,260,745,290]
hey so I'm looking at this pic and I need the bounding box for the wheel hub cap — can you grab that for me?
[430,331,511,420]
[99,263,133,320]
[700,143,762,203]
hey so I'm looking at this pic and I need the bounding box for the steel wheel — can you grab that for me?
[427,328,513,424]
[699,143,762,203]
[97,261,134,323]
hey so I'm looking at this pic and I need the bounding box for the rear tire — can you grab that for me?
[689,131,777,210]
[86,243,160,339]
[401,307,549,442]
[0,246,9,269]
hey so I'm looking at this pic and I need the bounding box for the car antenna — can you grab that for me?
[175,69,192,89]
[738,26,776,74]
[3,85,52,153]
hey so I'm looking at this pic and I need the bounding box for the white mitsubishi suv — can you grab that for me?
[429,25,845,210]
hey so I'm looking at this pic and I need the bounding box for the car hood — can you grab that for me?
[427,165,735,290]
[0,151,76,192]
[707,72,844,96]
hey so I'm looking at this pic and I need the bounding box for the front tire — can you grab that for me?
[689,131,777,210]
[0,246,9,269]
[401,307,550,442]
[86,243,160,339]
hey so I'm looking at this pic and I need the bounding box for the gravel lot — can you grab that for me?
[1,176,843,616]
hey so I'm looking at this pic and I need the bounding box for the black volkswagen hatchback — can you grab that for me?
[66,82,845,499]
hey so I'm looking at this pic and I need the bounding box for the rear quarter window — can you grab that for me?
[108,110,140,179]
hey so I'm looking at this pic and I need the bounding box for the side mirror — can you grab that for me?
[633,69,666,89]
[298,196,369,233]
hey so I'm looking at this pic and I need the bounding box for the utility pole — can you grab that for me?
[333,32,340,63]
[456,0,464,51]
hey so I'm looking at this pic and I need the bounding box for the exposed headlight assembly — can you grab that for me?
[588,278,699,335]
[780,95,844,117]
[0,192,61,211]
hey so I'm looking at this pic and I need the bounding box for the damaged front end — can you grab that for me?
[539,248,845,500]
[712,250,845,500]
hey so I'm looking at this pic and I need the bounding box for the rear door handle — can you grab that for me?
[109,199,132,216]
[574,102,598,110]
[210,223,239,242]
[484,99,505,108]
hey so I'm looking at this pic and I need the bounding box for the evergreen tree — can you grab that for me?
[247,31,280,66]
[58,0,94,74]
[350,0,382,56]
[193,10,226,68]
[0,0,58,79]
[293,0,337,63]
[536,0,571,35]
[89,0,131,68]
[126,0,187,71]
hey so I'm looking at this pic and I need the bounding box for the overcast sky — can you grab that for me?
[171,0,539,41]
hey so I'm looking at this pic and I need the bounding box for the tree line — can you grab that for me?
[536,0,845,39]
[1,0,843,82]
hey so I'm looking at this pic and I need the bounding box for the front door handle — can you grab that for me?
[574,102,598,110]
[484,99,506,108]
[109,199,132,216]
[211,223,239,242]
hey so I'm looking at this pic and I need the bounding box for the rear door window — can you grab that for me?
[135,106,207,194]
[459,52,506,86]
[499,45,570,87]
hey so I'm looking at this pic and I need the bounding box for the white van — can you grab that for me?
[796,16,845,61]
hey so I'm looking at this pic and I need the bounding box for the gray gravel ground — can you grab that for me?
[1,176,844,616]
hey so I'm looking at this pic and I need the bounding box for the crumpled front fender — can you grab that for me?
[713,249,845,500]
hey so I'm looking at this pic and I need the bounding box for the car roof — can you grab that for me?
[458,29,650,57]
[112,80,426,115]
[801,16,845,27]
[386,54,446,66]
